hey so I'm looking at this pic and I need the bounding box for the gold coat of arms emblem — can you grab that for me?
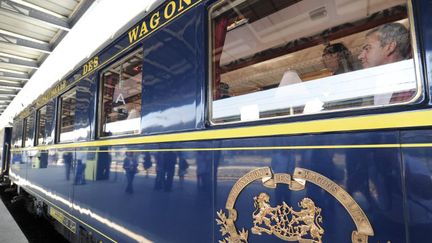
[216,167,374,243]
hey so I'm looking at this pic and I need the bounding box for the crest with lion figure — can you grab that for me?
[216,167,374,243]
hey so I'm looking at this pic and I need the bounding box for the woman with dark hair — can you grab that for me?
[322,43,356,75]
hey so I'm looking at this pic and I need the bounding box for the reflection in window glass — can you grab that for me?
[23,115,34,147]
[37,106,47,145]
[45,102,55,144]
[210,0,418,123]
[59,88,77,142]
[100,49,142,137]
[12,119,23,148]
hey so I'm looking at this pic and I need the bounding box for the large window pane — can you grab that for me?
[36,105,47,145]
[210,0,418,123]
[23,115,34,147]
[59,88,77,143]
[12,119,23,148]
[100,49,142,137]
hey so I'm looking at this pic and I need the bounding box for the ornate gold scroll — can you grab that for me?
[216,167,374,243]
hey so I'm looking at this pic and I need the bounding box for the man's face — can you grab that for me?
[358,32,387,68]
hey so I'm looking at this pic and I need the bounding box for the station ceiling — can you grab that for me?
[0,0,93,115]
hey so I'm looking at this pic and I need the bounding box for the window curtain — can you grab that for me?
[213,17,229,100]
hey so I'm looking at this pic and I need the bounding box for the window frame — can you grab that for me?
[11,119,23,149]
[22,117,27,148]
[207,0,423,126]
[97,47,144,139]
[22,114,35,148]
[56,86,78,144]
[36,105,47,146]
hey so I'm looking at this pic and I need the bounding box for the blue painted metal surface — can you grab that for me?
[75,73,98,142]
[141,5,206,134]
[6,0,432,242]
[415,0,432,101]
[44,100,57,145]
[10,131,414,243]
[401,130,432,243]
[0,127,11,175]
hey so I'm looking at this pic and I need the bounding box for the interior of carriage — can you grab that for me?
[211,0,417,123]
[99,50,142,137]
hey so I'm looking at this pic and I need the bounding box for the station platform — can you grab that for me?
[0,197,28,243]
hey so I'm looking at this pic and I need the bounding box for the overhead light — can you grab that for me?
[227,17,249,31]
[309,6,327,21]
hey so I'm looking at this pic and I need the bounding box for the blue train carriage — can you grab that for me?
[0,127,12,181]
[6,0,432,242]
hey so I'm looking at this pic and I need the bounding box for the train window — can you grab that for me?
[23,115,34,147]
[12,119,23,148]
[36,102,55,145]
[58,88,77,143]
[210,0,419,123]
[99,49,142,137]
[36,105,47,145]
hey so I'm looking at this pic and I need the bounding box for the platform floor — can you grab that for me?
[0,198,28,243]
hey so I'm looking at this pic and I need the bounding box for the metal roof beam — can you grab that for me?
[69,0,95,27]
[0,52,36,61]
[0,80,23,90]
[0,82,22,89]
[0,78,21,83]
[0,0,70,31]
[0,94,15,97]
[0,70,28,80]
[0,32,51,53]
[0,96,13,100]
[0,89,16,95]
[0,55,38,69]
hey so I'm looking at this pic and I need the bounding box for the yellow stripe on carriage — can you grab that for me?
[10,109,432,152]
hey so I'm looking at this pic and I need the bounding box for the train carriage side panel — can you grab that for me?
[213,130,407,243]
[10,119,24,182]
[394,1,432,240]
[0,127,11,177]
[141,3,206,134]
[66,3,210,243]
[415,0,432,102]
[7,0,432,242]
[400,129,432,242]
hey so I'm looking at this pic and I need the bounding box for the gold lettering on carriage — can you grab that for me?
[216,167,374,243]
[127,0,201,44]
[82,56,99,75]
